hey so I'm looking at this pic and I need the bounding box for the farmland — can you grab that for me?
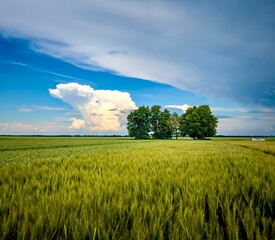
[0,137,274,239]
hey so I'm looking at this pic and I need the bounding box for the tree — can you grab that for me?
[157,109,174,139]
[127,106,151,139]
[127,105,173,139]
[180,105,218,139]
[149,106,173,139]
[127,105,218,140]
[171,112,180,139]
[149,105,161,139]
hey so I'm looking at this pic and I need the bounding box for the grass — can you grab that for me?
[0,137,274,239]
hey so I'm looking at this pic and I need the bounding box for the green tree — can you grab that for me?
[158,109,173,139]
[149,105,162,139]
[127,106,151,139]
[171,112,180,139]
[180,105,218,139]
[149,106,173,139]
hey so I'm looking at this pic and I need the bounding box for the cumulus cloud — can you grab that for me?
[49,83,137,131]
[70,118,85,130]
[165,104,191,112]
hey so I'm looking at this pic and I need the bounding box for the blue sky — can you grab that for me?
[0,0,274,135]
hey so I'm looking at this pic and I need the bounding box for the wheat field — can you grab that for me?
[0,137,274,239]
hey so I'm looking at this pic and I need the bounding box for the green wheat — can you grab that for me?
[0,137,274,239]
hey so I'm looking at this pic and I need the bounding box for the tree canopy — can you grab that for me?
[180,105,218,139]
[127,105,218,140]
[127,105,173,139]
[171,112,180,139]
[149,106,173,139]
[127,106,151,139]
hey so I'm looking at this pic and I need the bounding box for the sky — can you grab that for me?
[0,0,275,135]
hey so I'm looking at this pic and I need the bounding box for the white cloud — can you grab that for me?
[18,107,33,112]
[211,107,247,113]
[165,104,191,112]
[211,106,275,115]
[33,105,65,111]
[1,60,28,67]
[49,83,137,131]
[70,118,85,130]
[217,116,275,136]
[18,105,66,112]
[0,121,68,134]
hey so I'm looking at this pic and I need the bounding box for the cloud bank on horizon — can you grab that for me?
[0,0,274,109]
[49,83,137,131]
[165,104,190,112]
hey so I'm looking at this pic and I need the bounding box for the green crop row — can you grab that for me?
[0,137,274,239]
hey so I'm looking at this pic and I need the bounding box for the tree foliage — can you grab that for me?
[149,105,162,139]
[149,106,173,139]
[157,109,174,139]
[127,105,173,139]
[127,106,151,139]
[127,105,218,140]
[180,105,218,139]
[171,112,180,139]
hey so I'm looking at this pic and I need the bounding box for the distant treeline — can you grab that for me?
[215,135,275,138]
[1,135,274,138]
[0,135,129,137]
